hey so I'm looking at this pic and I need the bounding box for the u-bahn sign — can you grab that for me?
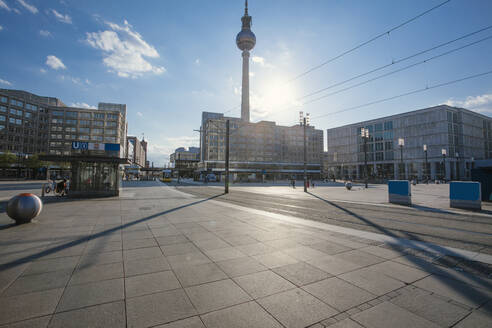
[72,142,120,152]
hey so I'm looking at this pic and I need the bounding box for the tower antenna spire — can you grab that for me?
[245,0,248,15]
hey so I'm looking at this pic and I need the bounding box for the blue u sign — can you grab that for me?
[72,142,88,150]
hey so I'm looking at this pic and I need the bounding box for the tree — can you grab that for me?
[0,152,17,167]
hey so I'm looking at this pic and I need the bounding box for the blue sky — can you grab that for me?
[0,0,491,165]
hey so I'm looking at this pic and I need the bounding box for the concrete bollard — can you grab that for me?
[388,180,411,205]
[450,181,481,210]
[345,181,352,190]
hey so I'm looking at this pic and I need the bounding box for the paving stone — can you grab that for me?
[282,246,331,262]
[22,256,79,276]
[201,301,282,328]
[325,318,365,328]
[390,286,470,327]
[333,250,386,266]
[123,246,163,261]
[123,238,157,250]
[413,275,492,308]
[156,235,189,246]
[85,240,122,254]
[220,235,258,246]
[204,247,246,262]
[234,270,296,299]
[155,316,205,328]
[125,270,181,298]
[234,243,276,256]
[2,271,71,297]
[0,288,63,325]
[339,267,405,296]
[273,262,331,286]
[69,262,123,285]
[368,260,430,284]
[454,310,492,328]
[0,315,51,328]
[257,288,338,328]
[185,279,251,314]
[193,238,230,251]
[56,278,124,312]
[126,289,197,328]
[253,251,298,269]
[359,245,404,259]
[306,255,362,275]
[161,242,201,256]
[78,251,122,267]
[167,252,212,269]
[264,238,302,250]
[303,277,375,312]
[124,256,171,277]
[49,301,125,328]
[173,263,228,287]
[216,257,267,277]
[352,301,441,328]
[309,241,353,255]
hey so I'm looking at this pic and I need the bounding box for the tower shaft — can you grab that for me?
[241,50,250,122]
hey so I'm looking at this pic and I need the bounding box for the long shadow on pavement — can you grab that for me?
[0,193,224,271]
[308,192,492,313]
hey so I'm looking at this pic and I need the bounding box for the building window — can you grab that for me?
[9,118,15,124]
[0,106,6,112]
[385,151,394,160]
[107,114,118,120]
[10,99,23,107]
[384,121,393,130]
[91,135,103,141]
[25,112,31,119]
[79,120,90,126]
[0,125,4,130]
[66,119,77,125]
[375,143,383,151]
[52,118,63,124]
[79,112,91,119]
[93,121,104,126]
[375,123,383,132]
[92,128,103,134]
[105,129,116,135]
[66,112,77,118]
[384,141,393,150]
[375,152,384,161]
[0,97,7,103]
[383,131,393,140]
[78,127,90,133]
[0,115,5,121]
[65,127,76,132]
[94,113,105,119]
[26,104,38,111]
[10,108,22,116]
[79,135,90,140]
[105,121,117,127]
[52,111,64,117]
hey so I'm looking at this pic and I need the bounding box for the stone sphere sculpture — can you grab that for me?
[7,193,43,224]
[345,181,352,190]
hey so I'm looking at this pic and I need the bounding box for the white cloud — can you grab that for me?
[85,78,91,85]
[251,55,274,68]
[51,9,72,24]
[137,111,143,117]
[0,1,11,11]
[40,68,47,73]
[86,20,165,78]
[16,0,38,14]
[195,58,200,65]
[70,102,96,109]
[0,78,12,86]
[13,8,20,14]
[249,72,255,77]
[46,55,66,70]
[0,25,3,31]
[39,30,52,37]
[445,94,492,114]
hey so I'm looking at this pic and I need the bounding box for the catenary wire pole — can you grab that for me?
[225,120,230,194]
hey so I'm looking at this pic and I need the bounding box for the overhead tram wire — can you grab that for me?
[303,34,492,105]
[287,0,452,83]
[310,69,492,120]
[254,26,492,122]
[299,25,492,101]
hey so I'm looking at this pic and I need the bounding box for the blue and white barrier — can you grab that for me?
[450,181,481,210]
[388,180,411,205]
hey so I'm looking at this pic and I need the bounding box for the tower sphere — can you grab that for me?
[236,29,256,51]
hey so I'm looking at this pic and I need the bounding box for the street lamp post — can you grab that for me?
[361,128,369,188]
[455,152,460,181]
[423,144,428,183]
[299,112,310,193]
[442,149,447,182]
[398,138,405,179]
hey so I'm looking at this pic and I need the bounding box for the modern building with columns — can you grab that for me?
[324,105,492,181]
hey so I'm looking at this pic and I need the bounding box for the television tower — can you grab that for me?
[236,0,256,122]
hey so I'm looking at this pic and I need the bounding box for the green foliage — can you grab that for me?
[0,152,17,166]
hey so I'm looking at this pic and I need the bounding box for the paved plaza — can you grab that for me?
[0,181,491,327]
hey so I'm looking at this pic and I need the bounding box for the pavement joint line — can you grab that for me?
[183,193,492,265]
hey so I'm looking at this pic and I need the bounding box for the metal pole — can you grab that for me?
[443,154,446,182]
[364,136,368,188]
[303,117,307,192]
[425,150,428,183]
[225,120,230,194]
[400,145,403,179]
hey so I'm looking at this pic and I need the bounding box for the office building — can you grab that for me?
[324,105,492,181]
[0,89,127,158]
[127,136,148,167]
